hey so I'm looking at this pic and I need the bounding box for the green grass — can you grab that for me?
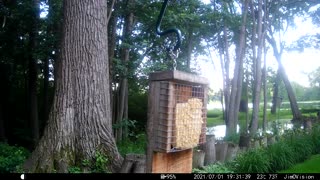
[279,154,320,173]
[117,134,146,156]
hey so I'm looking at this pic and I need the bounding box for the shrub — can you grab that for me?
[267,140,295,172]
[207,110,221,118]
[311,124,320,153]
[199,123,320,173]
[232,148,270,173]
[68,151,111,173]
[0,143,29,173]
[286,132,314,162]
[193,162,233,173]
[117,133,146,156]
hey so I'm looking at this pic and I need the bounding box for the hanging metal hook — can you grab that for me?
[156,0,182,52]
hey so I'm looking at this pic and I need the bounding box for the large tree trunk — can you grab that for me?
[226,0,248,136]
[108,0,118,123]
[271,69,280,114]
[277,56,302,122]
[23,0,123,173]
[28,0,40,146]
[250,0,263,136]
[262,38,267,131]
[267,35,302,122]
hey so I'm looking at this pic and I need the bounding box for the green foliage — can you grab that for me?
[193,162,233,173]
[231,148,271,173]
[229,125,320,173]
[223,133,240,144]
[279,154,320,173]
[128,91,148,132]
[283,130,315,162]
[310,124,320,153]
[68,166,81,173]
[117,133,146,156]
[267,140,295,172]
[0,143,30,173]
[207,109,222,118]
[93,151,110,173]
[112,119,139,139]
[68,151,111,173]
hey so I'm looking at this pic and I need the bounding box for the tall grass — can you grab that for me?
[231,148,270,173]
[228,124,320,173]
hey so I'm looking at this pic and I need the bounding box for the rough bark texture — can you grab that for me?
[24,0,123,173]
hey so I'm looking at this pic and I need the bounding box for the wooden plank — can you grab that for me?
[152,149,193,173]
[167,82,175,150]
[146,81,161,173]
[149,70,209,85]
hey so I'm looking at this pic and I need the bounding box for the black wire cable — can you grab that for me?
[155,0,182,51]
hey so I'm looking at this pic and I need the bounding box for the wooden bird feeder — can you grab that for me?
[146,70,209,173]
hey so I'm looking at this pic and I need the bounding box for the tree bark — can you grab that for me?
[271,69,280,114]
[267,35,302,122]
[262,38,268,131]
[262,0,268,131]
[250,0,264,136]
[226,0,249,136]
[23,0,123,173]
[221,23,230,125]
[108,1,118,123]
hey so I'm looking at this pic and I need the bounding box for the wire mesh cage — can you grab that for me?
[148,71,209,153]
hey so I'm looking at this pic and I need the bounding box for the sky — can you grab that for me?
[197,9,320,92]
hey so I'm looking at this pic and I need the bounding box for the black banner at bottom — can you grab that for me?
[1,173,320,180]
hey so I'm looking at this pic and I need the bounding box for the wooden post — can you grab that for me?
[120,154,146,173]
[203,135,216,166]
[192,149,205,169]
[226,142,239,161]
[215,141,228,163]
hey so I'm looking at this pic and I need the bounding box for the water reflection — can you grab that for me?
[206,119,295,140]
[206,125,240,139]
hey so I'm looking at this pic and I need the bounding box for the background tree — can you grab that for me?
[249,0,265,136]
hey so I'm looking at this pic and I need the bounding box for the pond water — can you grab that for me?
[206,119,294,140]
